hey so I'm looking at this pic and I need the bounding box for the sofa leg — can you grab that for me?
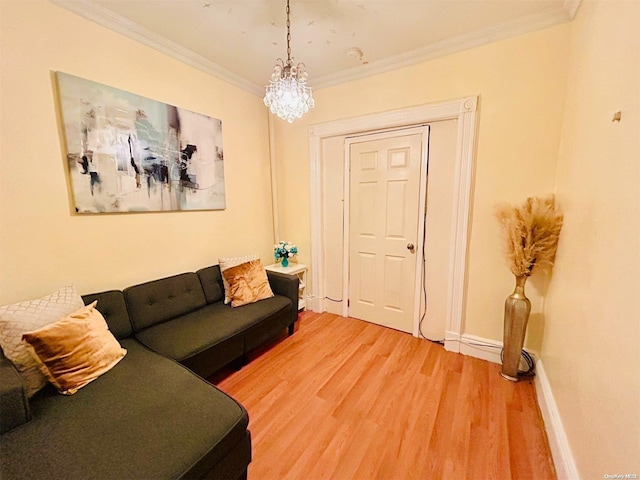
[288,323,295,336]
[233,355,246,371]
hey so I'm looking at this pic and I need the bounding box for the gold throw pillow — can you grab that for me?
[222,259,274,307]
[218,254,259,304]
[22,301,127,395]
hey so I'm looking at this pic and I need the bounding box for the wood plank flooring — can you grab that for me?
[213,312,556,480]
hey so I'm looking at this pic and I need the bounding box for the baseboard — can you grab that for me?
[445,332,503,364]
[534,360,581,480]
[458,333,503,363]
[306,296,324,313]
[446,333,542,366]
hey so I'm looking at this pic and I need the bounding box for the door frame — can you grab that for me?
[342,127,430,334]
[308,96,478,353]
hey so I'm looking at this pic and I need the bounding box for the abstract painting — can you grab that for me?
[56,72,225,213]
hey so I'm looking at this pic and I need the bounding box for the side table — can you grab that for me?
[265,263,307,310]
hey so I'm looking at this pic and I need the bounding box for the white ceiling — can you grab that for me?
[53,0,580,96]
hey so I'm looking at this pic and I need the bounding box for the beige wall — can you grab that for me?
[275,24,570,349]
[542,1,640,476]
[0,1,273,304]
[3,1,637,475]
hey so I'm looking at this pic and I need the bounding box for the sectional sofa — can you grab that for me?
[0,264,299,479]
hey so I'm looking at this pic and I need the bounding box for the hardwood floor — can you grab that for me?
[213,312,556,480]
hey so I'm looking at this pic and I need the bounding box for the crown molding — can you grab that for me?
[312,4,579,89]
[52,0,582,97]
[50,0,264,96]
[563,0,583,20]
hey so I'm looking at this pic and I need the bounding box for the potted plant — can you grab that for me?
[495,195,563,381]
[274,241,298,268]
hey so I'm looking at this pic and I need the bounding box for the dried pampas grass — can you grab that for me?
[495,195,564,277]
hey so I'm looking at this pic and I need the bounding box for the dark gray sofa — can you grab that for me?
[0,264,299,479]
[126,266,298,378]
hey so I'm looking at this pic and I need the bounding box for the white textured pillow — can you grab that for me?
[219,254,259,304]
[0,285,85,397]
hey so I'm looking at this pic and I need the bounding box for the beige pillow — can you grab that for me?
[0,285,85,397]
[222,259,274,308]
[22,301,127,395]
[219,254,259,304]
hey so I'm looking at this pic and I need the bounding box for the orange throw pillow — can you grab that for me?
[22,301,126,395]
[218,254,259,304]
[222,259,274,307]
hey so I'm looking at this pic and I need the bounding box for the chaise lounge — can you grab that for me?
[0,263,299,479]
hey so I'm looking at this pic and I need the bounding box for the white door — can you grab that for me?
[347,130,425,333]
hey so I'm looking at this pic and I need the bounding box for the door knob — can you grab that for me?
[407,243,415,252]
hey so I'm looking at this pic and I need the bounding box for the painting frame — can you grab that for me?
[55,72,226,214]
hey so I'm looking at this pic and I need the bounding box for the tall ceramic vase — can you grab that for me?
[501,275,531,381]
[281,257,289,268]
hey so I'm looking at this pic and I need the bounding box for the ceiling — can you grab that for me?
[52,0,580,96]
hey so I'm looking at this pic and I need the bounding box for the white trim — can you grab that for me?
[444,98,479,352]
[457,333,503,364]
[563,0,583,20]
[52,0,580,96]
[309,97,478,343]
[268,113,279,243]
[311,7,577,89]
[341,140,351,318]
[307,133,325,313]
[447,333,545,366]
[535,360,581,480]
[51,0,263,96]
[310,100,472,138]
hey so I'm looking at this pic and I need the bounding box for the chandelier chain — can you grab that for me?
[286,0,291,64]
[263,0,315,123]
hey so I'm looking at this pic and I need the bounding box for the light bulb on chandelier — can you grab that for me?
[263,0,315,123]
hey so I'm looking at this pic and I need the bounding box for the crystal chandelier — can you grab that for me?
[263,0,315,123]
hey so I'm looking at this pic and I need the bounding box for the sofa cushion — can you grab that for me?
[22,302,127,395]
[0,285,85,397]
[0,339,250,480]
[82,290,132,340]
[124,273,207,331]
[135,295,290,360]
[134,303,241,362]
[0,348,30,434]
[196,265,225,304]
